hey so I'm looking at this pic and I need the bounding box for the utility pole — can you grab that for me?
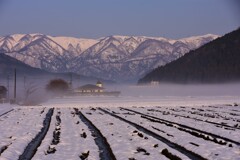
[24,75,26,90]
[70,73,73,87]
[7,75,10,101]
[68,73,73,93]
[14,68,16,103]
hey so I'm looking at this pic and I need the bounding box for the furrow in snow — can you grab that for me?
[99,108,207,160]
[18,108,54,160]
[0,109,14,117]
[121,108,240,146]
[74,108,116,160]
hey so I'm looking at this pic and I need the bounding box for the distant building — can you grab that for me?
[74,81,120,96]
[96,80,103,88]
[150,81,159,85]
[76,81,104,93]
[0,86,7,99]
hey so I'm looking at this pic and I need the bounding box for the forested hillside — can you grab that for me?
[139,28,240,84]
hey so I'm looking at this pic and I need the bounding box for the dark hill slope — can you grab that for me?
[0,53,110,84]
[0,53,48,75]
[139,28,240,84]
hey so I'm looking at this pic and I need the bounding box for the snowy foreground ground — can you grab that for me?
[0,96,240,160]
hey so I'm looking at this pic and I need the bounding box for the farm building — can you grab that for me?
[74,81,120,96]
[76,81,104,93]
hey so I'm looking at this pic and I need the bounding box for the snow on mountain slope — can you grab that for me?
[9,34,26,42]
[12,34,34,51]
[0,33,219,81]
[48,36,98,53]
[178,34,219,49]
[0,35,24,52]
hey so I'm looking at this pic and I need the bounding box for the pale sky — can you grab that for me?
[0,0,239,39]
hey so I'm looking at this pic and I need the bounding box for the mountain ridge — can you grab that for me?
[0,33,218,81]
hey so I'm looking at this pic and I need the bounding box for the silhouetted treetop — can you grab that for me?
[46,79,69,94]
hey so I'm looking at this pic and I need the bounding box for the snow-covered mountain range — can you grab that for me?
[0,33,219,81]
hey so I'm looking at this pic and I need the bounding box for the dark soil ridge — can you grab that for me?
[121,108,240,146]
[99,108,207,160]
[0,109,14,117]
[74,108,116,160]
[18,108,54,160]
[157,108,240,130]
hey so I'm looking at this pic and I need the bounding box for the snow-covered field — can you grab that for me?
[0,95,240,160]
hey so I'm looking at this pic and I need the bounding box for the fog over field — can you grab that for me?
[43,82,240,107]
[1,74,240,106]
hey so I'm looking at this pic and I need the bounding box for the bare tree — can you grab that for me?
[23,81,38,105]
